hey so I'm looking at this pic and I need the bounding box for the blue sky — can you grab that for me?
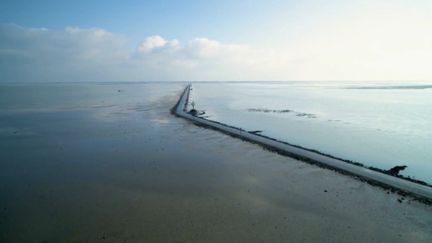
[0,0,300,44]
[1,0,432,82]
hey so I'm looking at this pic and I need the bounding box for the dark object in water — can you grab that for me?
[189,109,198,116]
[248,108,292,113]
[249,130,263,134]
[247,108,317,118]
[387,165,407,176]
[189,109,206,116]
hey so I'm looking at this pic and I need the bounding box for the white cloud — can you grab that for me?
[138,35,167,52]
[132,36,284,81]
[0,24,281,82]
[0,24,131,82]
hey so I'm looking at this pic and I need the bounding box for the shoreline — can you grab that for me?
[172,84,432,203]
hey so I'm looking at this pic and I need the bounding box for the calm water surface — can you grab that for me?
[192,82,432,184]
[1,82,431,242]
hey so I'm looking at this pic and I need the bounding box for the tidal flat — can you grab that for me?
[0,83,431,242]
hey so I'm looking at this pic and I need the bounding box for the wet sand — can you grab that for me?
[0,83,431,242]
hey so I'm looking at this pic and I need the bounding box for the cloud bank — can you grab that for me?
[0,24,282,82]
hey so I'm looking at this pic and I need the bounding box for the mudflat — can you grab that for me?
[0,83,431,242]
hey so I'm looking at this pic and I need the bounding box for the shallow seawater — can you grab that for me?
[1,82,431,242]
[191,81,432,184]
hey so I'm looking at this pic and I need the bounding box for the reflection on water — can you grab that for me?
[0,82,431,242]
[192,82,432,184]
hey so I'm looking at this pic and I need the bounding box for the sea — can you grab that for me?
[191,81,432,184]
[1,81,432,242]
[1,81,431,184]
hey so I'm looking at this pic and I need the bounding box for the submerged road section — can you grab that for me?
[173,84,432,202]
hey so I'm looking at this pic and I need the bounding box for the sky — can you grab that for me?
[1,0,432,82]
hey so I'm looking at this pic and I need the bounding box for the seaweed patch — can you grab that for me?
[248,108,317,119]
